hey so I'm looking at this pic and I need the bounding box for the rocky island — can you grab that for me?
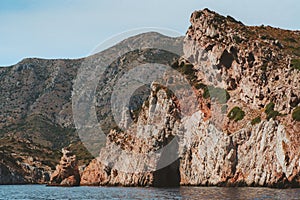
[0,9,299,188]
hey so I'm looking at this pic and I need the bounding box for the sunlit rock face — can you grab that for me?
[180,9,300,187]
[49,148,80,186]
[81,9,300,188]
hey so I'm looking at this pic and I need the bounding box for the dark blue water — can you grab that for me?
[0,185,299,200]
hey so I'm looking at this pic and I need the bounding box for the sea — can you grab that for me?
[0,185,299,200]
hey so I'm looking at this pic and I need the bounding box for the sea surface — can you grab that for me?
[0,185,299,200]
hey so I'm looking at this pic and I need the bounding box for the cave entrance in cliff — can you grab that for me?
[153,137,180,187]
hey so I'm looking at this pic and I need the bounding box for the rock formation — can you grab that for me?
[81,83,181,186]
[80,9,300,188]
[49,148,80,186]
[0,8,299,188]
[179,9,300,187]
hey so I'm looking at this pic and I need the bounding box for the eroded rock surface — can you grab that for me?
[49,148,80,186]
[81,83,181,186]
[81,9,300,188]
[179,9,300,187]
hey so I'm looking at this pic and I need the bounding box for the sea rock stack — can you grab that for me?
[49,148,80,186]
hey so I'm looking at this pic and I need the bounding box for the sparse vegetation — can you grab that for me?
[284,37,297,43]
[194,83,207,90]
[265,102,281,120]
[251,116,261,125]
[181,63,194,75]
[227,106,245,122]
[68,141,94,166]
[292,106,300,121]
[265,102,275,114]
[175,61,197,83]
[260,35,275,40]
[261,63,268,72]
[291,59,300,70]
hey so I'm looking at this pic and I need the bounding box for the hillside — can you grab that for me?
[0,33,183,184]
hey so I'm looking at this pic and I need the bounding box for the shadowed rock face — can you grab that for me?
[0,162,25,185]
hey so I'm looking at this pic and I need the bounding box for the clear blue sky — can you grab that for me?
[0,0,299,66]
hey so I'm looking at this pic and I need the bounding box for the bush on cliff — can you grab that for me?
[292,106,300,121]
[291,59,300,70]
[227,106,245,122]
[265,102,280,120]
[251,116,261,125]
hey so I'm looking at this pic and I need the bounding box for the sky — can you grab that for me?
[0,0,299,66]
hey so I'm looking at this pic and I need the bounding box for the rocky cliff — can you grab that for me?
[0,9,299,188]
[80,9,300,188]
[179,9,300,187]
[49,148,80,186]
[81,82,181,186]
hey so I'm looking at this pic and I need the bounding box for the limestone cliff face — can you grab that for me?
[179,114,299,187]
[179,9,300,187]
[81,83,181,186]
[81,9,300,188]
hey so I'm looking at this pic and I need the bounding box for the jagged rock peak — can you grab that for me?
[191,8,243,26]
[49,147,80,186]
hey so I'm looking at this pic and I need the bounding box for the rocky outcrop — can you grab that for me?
[81,83,181,187]
[179,113,300,187]
[81,9,300,188]
[0,138,52,185]
[179,9,300,187]
[49,148,80,186]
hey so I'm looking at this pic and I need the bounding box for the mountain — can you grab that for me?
[0,9,299,187]
[0,32,183,184]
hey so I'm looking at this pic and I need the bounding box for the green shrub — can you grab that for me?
[291,59,300,70]
[292,106,300,121]
[265,102,280,120]
[194,83,207,90]
[267,110,280,120]
[265,102,275,114]
[176,62,197,83]
[227,106,245,122]
[261,64,268,72]
[233,35,242,43]
[251,116,261,125]
[284,37,297,43]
